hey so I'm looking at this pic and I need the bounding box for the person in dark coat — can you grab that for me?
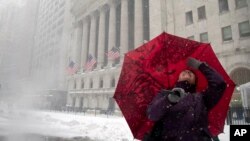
[144,57,226,141]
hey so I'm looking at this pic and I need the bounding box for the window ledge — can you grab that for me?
[103,66,111,69]
[185,23,194,26]
[222,39,234,44]
[219,10,230,15]
[200,41,209,43]
[197,18,207,22]
[235,6,248,10]
[239,36,250,40]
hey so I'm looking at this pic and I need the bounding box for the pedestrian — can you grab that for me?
[143,57,226,141]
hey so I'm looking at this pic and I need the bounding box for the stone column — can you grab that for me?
[69,29,76,63]
[81,18,90,72]
[97,6,108,69]
[134,0,144,48]
[74,21,83,70]
[149,0,164,39]
[88,12,98,70]
[107,0,118,66]
[120,0,129,64]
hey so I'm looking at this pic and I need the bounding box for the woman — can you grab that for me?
[144,58,226,141]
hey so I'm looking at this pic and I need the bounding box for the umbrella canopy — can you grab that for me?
[113,32,235,140]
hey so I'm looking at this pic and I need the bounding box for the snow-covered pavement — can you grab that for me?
[0,109,229,141]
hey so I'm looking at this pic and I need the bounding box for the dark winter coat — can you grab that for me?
[146,63,226,141]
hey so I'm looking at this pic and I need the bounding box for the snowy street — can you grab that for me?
[0,108,229,141]
[0,108,133,141]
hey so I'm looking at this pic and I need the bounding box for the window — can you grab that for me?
[111,78,116,87]
[72,97,76,107]
[239,21,250,37]
[73,80,76,89]
[90,79,93,88]
[197,6,206,20]
[80,97,84,108]
[100,79,103,88]
[231,68,250,87]
[81,79,84,89]
[200,32,208,42]
[185,11,193,25]
[187,36,195,40]
[235,0,248,9]
[218,0,229,13]
[222,26,233,41]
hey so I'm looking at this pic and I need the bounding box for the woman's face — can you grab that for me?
[178,70,196,84]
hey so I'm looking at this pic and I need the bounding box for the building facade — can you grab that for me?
[31,0,72,95]
[163,0,250,106]
[68,0,250,112]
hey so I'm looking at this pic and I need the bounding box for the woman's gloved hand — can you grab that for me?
[167,88,187,104]
[187,57,202,69]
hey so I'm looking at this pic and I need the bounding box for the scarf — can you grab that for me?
[175,80,196,93]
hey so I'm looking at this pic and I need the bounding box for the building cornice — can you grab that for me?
[216,47,250,58]
[71,0,109,20]
[69,88,115,95]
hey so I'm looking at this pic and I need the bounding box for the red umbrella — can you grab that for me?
[113,32,235,140]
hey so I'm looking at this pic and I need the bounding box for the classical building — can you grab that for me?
[68,0,250,112]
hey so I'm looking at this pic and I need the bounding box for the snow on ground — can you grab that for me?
[0,109,133,141]
[218,125,229,141]
[0,108,229,141]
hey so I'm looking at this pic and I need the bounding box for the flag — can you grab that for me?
[106,47,120,60]
[67,60,78,74]
[84,54,97,71]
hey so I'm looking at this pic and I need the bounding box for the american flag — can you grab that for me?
[67,60,78,75]
[106,47,120,60]
[84,54,97,71]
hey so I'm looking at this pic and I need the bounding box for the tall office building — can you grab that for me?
[31,0,72,95]
[68,0,250,112]
[0,0,39,99]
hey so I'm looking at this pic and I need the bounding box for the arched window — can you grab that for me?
[230,67,250,107]
[231,68,250,86]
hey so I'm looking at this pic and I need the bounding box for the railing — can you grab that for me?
[68,88,115,95]
[47,106,250,123]
[226,107,250,125]
[56,106,117,117]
